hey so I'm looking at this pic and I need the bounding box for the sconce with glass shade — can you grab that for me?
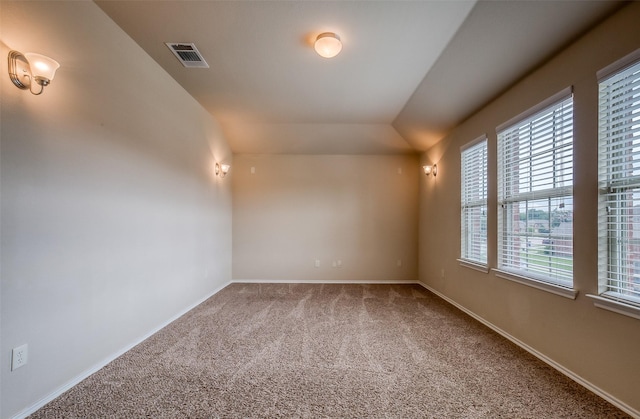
[8,50,60,95]
[314,32,342,58]
[215,162,231,178]
[423,164,438,177]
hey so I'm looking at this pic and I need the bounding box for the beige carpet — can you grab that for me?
[31,283,628,418]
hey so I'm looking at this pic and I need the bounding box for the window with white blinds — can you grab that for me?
[461,136,488,265]
[497,89,574,288]
[598,56,640,307]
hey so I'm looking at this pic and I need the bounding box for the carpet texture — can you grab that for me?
[31,283,628,418]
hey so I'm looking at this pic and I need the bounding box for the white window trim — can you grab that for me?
[458,259,489,273]
[596,48,640,312]
[496,87,574,288]
[493,268,578,299]
[460,134,487,152]
[596,48,640,82]
[460,135,488,266]
[496,87,573,133]
[586,294,640,320]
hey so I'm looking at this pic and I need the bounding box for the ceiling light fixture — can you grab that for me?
[314,32,342,58]
[8,50,60,95]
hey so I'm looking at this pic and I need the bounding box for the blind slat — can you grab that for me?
[598,57,640,307]
[497,94,574,286]
[461,137,488,265]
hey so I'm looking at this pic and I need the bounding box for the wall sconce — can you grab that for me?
[215,162,230,178]
[8,50,60,95]
[423,164,438,177]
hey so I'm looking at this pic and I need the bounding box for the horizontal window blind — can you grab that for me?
[598,57,640,306]
[497,92,574,287]
[461,137,488,265]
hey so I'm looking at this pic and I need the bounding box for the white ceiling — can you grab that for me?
[95,0,623,155]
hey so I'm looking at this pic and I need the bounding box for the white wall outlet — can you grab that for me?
[397,167,402,175]
[11,344,28,371]
[315,259,320,268]
[397,259,402,267]
[250,166,256,174]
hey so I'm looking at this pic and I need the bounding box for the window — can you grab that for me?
[461,136,488,266]
[598,54,640,309]
[496,88,574,289]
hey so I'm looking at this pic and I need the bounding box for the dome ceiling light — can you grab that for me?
[314,32,342,58]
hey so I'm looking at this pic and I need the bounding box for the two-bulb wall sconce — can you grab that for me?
[8,50,60,95]
[423,164,437,177]
[215,162,231,178]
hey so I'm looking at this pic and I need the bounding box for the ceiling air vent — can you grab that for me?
[165,43,209,68]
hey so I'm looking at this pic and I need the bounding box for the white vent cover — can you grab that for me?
[165,43,209,68]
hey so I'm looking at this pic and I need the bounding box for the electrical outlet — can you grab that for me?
[11,344,28,371]
[337,260,342,268]
[315,259,320,268]
[397,259,402,267]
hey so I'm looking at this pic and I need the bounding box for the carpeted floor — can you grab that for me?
[31,283,629,418]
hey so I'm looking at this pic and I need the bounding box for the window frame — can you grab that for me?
[593,49,640,319]
[459,135,488,270]
[494,87,576,298]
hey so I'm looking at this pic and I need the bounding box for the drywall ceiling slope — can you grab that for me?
[95,1,623,155]
[393,0,625,151]
[95,0,476,154]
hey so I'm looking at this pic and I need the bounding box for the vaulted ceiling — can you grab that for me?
[96,0,624,155]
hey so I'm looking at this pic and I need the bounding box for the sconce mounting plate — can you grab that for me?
[8,51,30,90]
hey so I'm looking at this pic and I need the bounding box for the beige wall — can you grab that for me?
[233,154,419,282]
[1,2,232,417]
[3,0,637,417]
[420,3,640,414]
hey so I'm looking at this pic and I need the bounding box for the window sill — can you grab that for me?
[492,269,578,299]
[586,294,640,321]
[457,259,489,273]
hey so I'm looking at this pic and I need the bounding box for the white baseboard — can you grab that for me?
[416,281,639,419]
[15,279,636,419]
[231,279,418,284]
[12,280,233,419]
[14,279,410,418]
